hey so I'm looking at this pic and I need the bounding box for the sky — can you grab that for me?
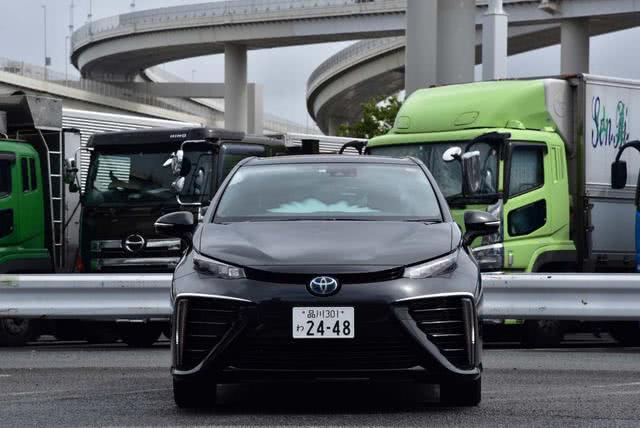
[1,0,640,127]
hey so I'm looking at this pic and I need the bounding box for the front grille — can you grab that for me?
[176,297,246,370]
[244,267,404,284]
[408,296,473,369]
[227,305,426,370]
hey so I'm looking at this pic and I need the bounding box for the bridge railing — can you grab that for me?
[72,0,406,50]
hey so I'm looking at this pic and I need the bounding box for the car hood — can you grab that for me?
[198,221,455,271]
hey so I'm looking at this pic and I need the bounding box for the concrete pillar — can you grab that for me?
[224,44,248,132]
[327,116,344,136]
[405,0,438,96]
[561,19,590,74]
[482,0,508,80]
[247,83,264,135]
[437,0,476,85]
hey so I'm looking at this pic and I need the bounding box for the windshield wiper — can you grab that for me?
[403,219,442,223]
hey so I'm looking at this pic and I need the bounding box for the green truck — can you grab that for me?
[367,74,640,346]
[0,93,292,346]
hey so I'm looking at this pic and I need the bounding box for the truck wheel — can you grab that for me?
[522,320,564,348]
[609,322,640,346]
[439,377,481,407]
[0,318,37,346]
[173,377,217,409]
[83,322,121,344]
[118,323,162,347]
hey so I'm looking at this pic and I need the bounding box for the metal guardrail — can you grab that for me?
[1,273,640,321]
[481,274,640,321]
[0,274,172,320]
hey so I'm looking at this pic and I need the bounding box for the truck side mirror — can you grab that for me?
[164,150,185,177]
[154,211,195,238]
[64,158,80,193]
[171,176,186,194]
[463,211,500,246]
[462,151,482,196]
[611,160,627,189]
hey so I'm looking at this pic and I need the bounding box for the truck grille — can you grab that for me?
[175,297,248,371]
[227,305,427,371]
[407,296,474,369]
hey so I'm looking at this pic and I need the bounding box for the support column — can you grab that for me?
[561,19,590,74]
[224,44,248,132]
[404,0,438,97]
[247,83,264,135]
[436,0,476,85]
[482,0,508,80]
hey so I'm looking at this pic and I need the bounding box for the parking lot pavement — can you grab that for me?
[1,341,639,427]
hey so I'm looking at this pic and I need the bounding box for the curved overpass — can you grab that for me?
[308,2,640,133]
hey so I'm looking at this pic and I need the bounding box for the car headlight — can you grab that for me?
[403,251,458,279]
[193,252,246,279]
[472,243,504,272]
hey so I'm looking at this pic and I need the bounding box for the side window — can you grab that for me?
[0,160,11,197]
[508,146,544,196]
[21,158,29,192]
[508,199,547,236]
[29,158,37,190]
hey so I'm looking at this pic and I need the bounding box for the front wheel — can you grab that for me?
[522,320,564,348]
[609,322,640,346]
[173,378,217,409]
[118,323,162,347]
[0,319,38,346]
[440,377,481,407]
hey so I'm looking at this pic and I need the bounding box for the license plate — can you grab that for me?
[292,307,354,339]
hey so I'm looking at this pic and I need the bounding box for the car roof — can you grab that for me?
[245,155,417,166]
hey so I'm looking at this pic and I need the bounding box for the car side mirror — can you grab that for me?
[611,160,627,189]
[463,211,499,246]
[462,151,481,196]
[154,211,195,238]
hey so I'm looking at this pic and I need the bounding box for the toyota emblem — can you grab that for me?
[124,234,146,253]
[308,276,340,297]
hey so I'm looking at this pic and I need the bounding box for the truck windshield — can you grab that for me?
[84,147,213,206]
[368,142,498,198]
[214,162,442,222]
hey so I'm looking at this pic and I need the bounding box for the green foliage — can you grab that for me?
[337,95,402,139]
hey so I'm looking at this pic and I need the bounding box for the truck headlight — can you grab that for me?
[472,243,504,272]
[403,251,458,279]
[193,253,246,279]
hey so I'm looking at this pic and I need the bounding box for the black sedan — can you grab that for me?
[155,155,498,408]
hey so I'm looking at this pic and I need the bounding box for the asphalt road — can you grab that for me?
[1,338,639,427]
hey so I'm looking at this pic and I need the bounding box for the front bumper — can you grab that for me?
[170,285,481,384]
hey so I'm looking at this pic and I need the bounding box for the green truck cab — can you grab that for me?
[368,76,640,345]
[0,141,49,273]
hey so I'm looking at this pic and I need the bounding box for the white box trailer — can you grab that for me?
[571,75,640,267]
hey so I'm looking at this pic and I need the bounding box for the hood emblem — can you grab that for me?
[308,276,340,297]
[124,234,146,253]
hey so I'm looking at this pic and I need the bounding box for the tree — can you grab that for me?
[337,95,403,139]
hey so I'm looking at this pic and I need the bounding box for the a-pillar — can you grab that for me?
[405,0,438,97]
[437,0,476,85]
[224,44,248,132]
[561,19,590,74]
[482,0,508,80]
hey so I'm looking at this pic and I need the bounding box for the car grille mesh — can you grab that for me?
[408,296,473,369]
[177,297,243,371]
[227,305,427,371]
[244,267,404,284]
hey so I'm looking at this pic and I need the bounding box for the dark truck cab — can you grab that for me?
[79,127,285,274]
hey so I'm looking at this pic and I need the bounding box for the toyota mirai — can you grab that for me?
[155,155,498,408]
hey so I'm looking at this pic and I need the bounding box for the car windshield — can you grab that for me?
[214,162,443,222]
[368,142,499,198]
[84,145,213,206]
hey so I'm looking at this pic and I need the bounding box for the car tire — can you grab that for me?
[440,377,481,407]
[173,378,217,409]
[609,322,640,346]
[522,320,564,348]
[118,323,162,348]
[0,318,37,346]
